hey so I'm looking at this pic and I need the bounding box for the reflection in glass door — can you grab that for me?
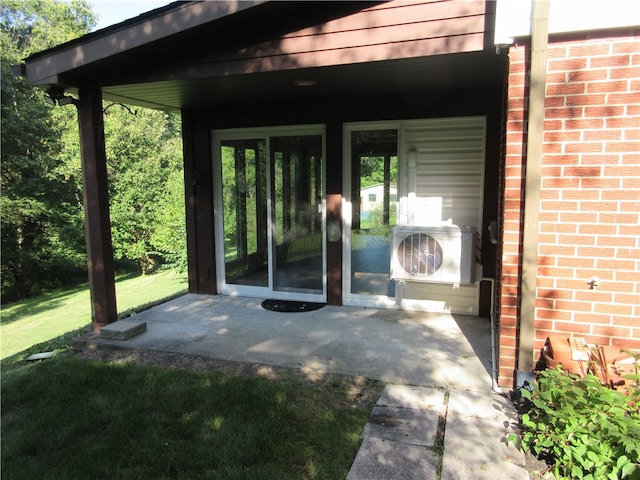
[214,128,325,301]
[347,127,398,299]
[271,135,324,294]
[219,139,268,287]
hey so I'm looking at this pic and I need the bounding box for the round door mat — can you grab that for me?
[261,299,325,313]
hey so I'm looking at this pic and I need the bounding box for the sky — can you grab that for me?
[90,0,172,31]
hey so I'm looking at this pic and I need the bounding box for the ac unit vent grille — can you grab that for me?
[396,233,443,276]
[390,225,476,284]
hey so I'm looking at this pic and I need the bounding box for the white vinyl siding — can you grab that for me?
[397,116,486,315]
[343,117,486,315]
[402,116,486,231]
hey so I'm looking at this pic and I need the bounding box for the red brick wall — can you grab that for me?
[499,30,640,388]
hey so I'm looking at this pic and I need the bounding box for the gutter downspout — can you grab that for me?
[486,277,510,395]
[517,0,549,388]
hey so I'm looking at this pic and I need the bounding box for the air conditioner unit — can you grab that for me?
[390,225,477,284]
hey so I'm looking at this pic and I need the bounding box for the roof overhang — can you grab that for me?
[22,0,505,112]
[100,52,506,112]
[24,1,265,86]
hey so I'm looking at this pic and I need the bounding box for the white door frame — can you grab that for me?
[212,125,327,302]
[342,121,403,308]
[342,117,486,314]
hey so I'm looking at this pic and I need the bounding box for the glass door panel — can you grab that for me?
[271,135,324,294]
[219,139,268,287]
[350,129,398,296]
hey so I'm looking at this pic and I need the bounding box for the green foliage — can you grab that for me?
[510,364,640,480]
[351,129,398,189]
[361,202,398,230]
[104,106,185,273]
[0,0,94,56]
[1,0,94,301]
[359,155,398,189]
[150,168,188,271]
[1,1,187,300]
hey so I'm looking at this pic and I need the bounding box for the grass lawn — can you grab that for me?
[0,270,187,359]
[1,271,382,479]
[1,349,380,479]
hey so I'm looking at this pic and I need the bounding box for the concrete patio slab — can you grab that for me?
[346,436,440,480]
[364,405,441,446]
[76,294,494,392]
[377,385,447,410]
[73,293,529,479]
[447,387,520,423]
[441,389,527,480]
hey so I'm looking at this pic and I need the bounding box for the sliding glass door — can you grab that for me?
[218,138,268,287]
[343,123,399,305]
[213,126,325,301]
[271,135,324,294]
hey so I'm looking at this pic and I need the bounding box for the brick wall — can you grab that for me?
[499,29,640,388]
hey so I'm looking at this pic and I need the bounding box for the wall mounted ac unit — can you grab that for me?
[390,225,476,284]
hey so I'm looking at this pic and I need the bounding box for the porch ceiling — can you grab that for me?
[100,50,506,111]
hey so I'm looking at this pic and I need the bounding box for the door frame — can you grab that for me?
[343,117,486,313]
[342,121,404,308]
[212,124,327,302]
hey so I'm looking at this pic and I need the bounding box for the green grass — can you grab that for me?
[0,270,187,359]
[0,270,382,479]
[1,351,380,479]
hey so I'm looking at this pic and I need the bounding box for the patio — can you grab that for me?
[76,294,494,392]
[74,294,532,480]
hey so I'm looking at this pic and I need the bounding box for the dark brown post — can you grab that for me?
[181,109,216,295]
[77,88,117,329]
[325,122,343,305]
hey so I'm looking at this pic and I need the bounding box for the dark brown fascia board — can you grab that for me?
[24,0,265,86]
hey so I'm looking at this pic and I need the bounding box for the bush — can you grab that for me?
[510,364,640,480]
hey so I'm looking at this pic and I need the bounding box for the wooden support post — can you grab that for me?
[325,122,343,305]
[518,0,549,385]
[77,88,117,329]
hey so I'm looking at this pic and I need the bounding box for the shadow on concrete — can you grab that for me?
[76,294,494,392]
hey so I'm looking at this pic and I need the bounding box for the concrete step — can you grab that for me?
[99,320,146,341]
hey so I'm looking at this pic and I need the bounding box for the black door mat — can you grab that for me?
[261,299,325,313]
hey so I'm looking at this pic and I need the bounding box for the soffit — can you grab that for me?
[100,51,506,111]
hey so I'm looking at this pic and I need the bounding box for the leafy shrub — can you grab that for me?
[511,364,639,480]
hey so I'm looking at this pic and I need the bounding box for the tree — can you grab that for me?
[1,0,95,301]
[1,0,186,302]
[104,105,185,273]
[151,167,188,271]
